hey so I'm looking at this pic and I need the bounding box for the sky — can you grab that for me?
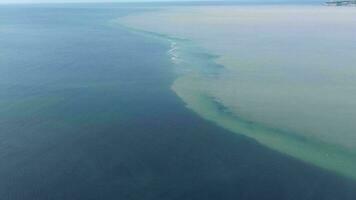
[0,0,193,3]
[0,0,319,4]
[0,0,212,3]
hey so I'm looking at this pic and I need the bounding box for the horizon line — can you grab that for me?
[0,0,323,5]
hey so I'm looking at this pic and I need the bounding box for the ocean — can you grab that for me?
[121,4,356,179]
[0,3,356,200]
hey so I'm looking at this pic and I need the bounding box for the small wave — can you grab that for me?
[167,41,182,64]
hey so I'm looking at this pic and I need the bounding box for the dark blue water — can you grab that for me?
[0,3,356,200]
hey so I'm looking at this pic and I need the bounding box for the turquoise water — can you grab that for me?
[1,3,356,200]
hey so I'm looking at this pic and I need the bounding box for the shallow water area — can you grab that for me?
[121,5,356,178]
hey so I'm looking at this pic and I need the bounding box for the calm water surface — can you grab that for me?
[0,3,356,200]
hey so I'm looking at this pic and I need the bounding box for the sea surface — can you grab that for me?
[122,5,356,179]
[1,3,356,200]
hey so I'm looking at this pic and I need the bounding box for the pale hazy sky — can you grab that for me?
[0,0,197,3]
[0,0,316,4]
[0,0,211,3]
